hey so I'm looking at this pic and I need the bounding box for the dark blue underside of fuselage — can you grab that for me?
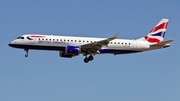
[8,44,142,54]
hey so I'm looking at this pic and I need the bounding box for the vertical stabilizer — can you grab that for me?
[137,19,169,44]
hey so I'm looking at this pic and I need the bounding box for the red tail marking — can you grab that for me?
[144,36,161,43]
[150,22,168,33]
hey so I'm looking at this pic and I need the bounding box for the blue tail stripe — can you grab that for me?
[151,32,165,38]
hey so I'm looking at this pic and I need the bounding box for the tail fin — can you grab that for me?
[137,19,169,44]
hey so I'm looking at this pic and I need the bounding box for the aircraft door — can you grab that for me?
[133,40,137,49]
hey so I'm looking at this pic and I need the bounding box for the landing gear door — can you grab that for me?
[133,40,137,49]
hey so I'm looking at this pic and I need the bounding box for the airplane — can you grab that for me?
[9,19,173,63]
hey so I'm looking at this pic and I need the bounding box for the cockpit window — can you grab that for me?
[16,37,24,39]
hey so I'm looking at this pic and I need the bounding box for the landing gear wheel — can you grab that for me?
[84,58,89,63]
[88,55,94,61]
[25,54,28,57]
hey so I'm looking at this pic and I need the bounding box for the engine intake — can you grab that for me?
[66,46,81,54]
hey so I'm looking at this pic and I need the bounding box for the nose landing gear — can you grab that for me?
[24,49,29,57]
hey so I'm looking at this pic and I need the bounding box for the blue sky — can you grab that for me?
[1,0,180,101]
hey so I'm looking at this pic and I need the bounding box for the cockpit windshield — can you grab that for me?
[17,37,24,39]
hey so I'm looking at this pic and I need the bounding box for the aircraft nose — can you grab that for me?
[8,40,16,47]
[8,43,12,46]
[8,42,13,47]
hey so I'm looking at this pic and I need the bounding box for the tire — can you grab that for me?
[88,56,94,61]
[25,54,28,57]
[84,58,89,63]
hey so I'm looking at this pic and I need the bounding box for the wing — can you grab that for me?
[80,31,120,54]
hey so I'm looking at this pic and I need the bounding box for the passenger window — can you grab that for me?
[114,42,116,44]
[75,40,76,42]
[57,39,58,41]
[129,43,131,45]
[79,40,81,42]
[64,39,66,41]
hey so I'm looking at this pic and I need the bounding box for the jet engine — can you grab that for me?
[59,51,74,58]
[59,46,80,58]
[66,46,81,54]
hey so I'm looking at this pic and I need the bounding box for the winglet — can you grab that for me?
[113,31,120,38]
[107,31,120,42]
[110,31,120,39]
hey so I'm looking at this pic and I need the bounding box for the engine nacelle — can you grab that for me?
[66,46,81,54]
[59,51,74,58]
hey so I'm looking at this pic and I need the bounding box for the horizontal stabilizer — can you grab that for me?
[151,40,173,46]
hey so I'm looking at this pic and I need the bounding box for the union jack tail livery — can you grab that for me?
[8,18,173,63]
[137,19,169,44]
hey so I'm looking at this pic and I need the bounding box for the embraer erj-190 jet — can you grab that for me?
[9,19,173,63]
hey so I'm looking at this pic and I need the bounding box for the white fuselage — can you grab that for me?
[9,34,152,55]
[8,18,172,63]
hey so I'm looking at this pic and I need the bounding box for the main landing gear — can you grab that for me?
[24,49,29,57]
[84,55,94,63]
